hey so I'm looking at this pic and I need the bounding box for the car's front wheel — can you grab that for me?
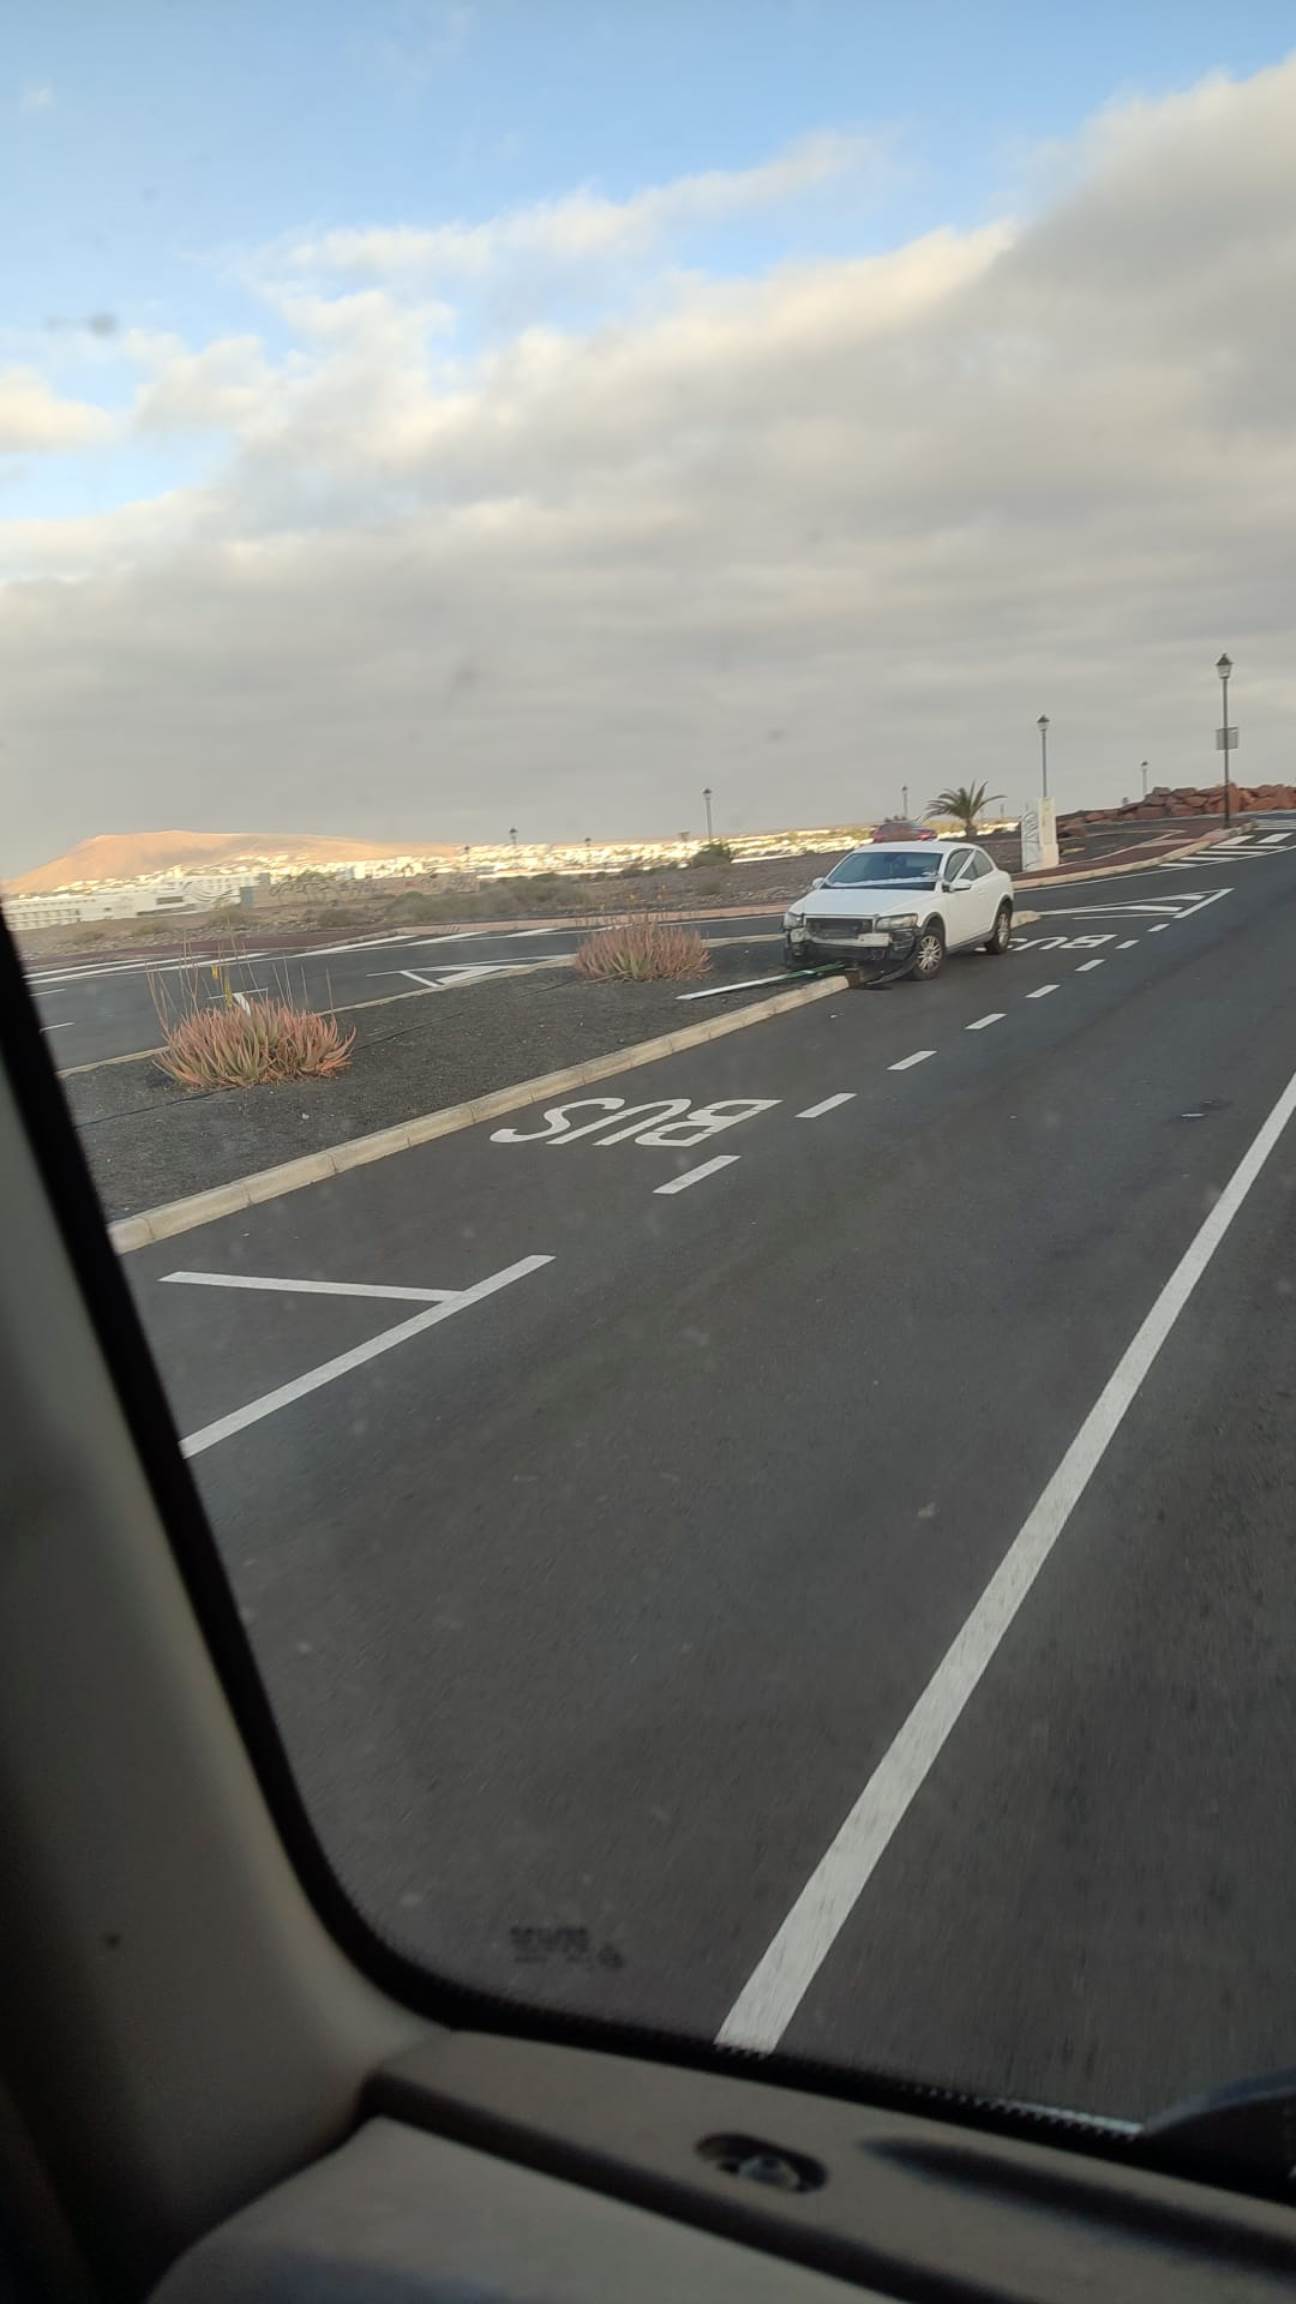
[783,939,813,970]
[908,920,945,980]
[984,901,1013,955]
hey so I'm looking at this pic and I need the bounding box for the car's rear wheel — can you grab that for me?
[908,921,945,980]
[984,901,1013,955]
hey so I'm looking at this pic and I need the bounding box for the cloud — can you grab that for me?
[20,81,54,112]
[5,66,1296,872]
[127,332,284,436]
[0,369,114,453]
[283,130,884,284]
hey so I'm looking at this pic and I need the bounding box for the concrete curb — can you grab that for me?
[109,972,850,1253]
[1017,831,1225,891]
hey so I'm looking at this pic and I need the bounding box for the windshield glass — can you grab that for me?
[824,852,941,889]
[5,0,1296,2165]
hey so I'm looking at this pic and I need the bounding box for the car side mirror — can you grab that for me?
[811,876,825,889]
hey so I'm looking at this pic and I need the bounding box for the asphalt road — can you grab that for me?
[24,910,783,1070]
[114,824,1296,2128]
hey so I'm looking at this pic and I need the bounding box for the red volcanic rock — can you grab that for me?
[1060,783,1296,831]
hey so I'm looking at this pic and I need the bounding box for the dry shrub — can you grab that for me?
[155,997,355,1089]
[573,917,711,983]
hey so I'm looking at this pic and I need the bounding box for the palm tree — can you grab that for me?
[927,781,993,837]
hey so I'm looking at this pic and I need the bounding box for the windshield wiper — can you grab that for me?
[1140,2069,1296,2196]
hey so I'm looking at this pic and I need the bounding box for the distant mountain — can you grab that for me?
[8,829,455,894]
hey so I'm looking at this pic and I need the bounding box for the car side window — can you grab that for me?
[944,848,972,882]
[968,850,993,879]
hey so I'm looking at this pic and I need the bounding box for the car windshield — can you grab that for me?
[823,852,942,889]
[5,0,1295,2184]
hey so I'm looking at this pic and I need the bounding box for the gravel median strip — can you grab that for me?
[108,970,848,1251]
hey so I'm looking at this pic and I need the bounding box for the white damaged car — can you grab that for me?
[783,841,1014,981]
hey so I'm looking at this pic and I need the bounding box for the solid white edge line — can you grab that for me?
[1026,985,1058,999]
[179,1254,552,1457]
[797,1093,856,1119]
[888,1050,935,1071]
[965,1014,1005,1031]
[654,1155,740,1195]
[162,1270,457,1304]
[717,1059,1296,2055]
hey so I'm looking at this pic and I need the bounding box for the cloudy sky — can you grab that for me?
[3,2,1296,875]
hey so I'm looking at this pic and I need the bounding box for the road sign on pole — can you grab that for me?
[1021,796,1058,873]
[1215,726,1240,750]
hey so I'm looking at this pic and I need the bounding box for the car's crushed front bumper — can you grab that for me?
[787,918,920,964]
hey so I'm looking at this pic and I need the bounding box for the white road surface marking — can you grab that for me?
[393,963,509,991]
[1117,939,1138,949]
[680,972,798,1000]
[1027,984,1058,999]
[797,1093,856,1118]
[1074,959,1105,973]
[1149,923,1169,933]
[717,1056,1296,2054]
[293,931,427,959]
[889,1050,935,1071]
[162,1270,458,1305]
[1034,898,1194,919]
[404,929,514,949]
[653,1155,741,1194]
[39,1020,75,1032]
[179,1255,552,1458]
[1173,887,1231,921]
[966,1014,1005,1031]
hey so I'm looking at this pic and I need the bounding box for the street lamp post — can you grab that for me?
[1036,715,1050,798]
[1141,759,1149,800]
[1216,654,1233,827]
[901,783,909,819]
[702,787,714,842]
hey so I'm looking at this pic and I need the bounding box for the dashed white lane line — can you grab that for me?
[717,1056,1296,2055]
[1149,923,1170,933]
[180,1254,552,1459]
[1117,939,1138,950]
[1075,959,1105,973]
[797,1093,856,1119]
[39,1020,75,1033]
[889,1050,935,1072]
[966,1013,1005,1031]
[1027,984,1058,999]
[654,1154,741,1195]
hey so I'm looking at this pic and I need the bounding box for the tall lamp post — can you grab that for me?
[1216,655,1233,827]
[1141,759,1149,800]
[1037,714,1050,798]
[702,786,714,842]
